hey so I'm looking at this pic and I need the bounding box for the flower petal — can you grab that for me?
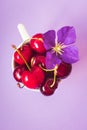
[57,26,76,45]
[43,30,56,50]
[46,51,61,69]
[60,46,79,63]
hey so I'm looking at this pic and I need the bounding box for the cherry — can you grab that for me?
[13,60,19,68]
[22,66,45,89]
[30,33,46,53]
[14,44,32,65]
[13,65,27,82]
[57,62,72,79]
[31,55,46,68]
[46,71,54,79]
[40,78,58,96]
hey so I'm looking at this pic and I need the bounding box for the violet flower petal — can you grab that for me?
[43,30,55,50]
[57,26,76,45]
[46,51,61,69]
[60,45,79,63]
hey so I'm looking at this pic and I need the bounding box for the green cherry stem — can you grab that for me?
[12,45,31,71]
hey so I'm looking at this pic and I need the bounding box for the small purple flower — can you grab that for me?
[43,26,79,69]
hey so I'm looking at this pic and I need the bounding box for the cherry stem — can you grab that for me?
[30,37,43,42]
[17,82,24,88]
[12,44,31,71]
[40,65,58,88]
[39,65,55,72]
[50,65,58,88]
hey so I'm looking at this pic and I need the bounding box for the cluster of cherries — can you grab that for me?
[12,34,72,96]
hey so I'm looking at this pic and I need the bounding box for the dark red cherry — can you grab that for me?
[30,33,46,53]
[31,55,46,68]
[13,65,27,82]
[40,78,58,96]
[46,71,54,79]
[22,66,45,89]
[13,60,19,68]
[14,44,32,65]
[57,62,72,79]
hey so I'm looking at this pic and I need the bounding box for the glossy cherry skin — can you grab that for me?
[13,65,27,82]
[22,66,45,89]
[40,78,58,96]
[13,60,19,68]
[30,34,46,54]
[31,55,46,68]
[14,44,32,65]
[57,62,72,79]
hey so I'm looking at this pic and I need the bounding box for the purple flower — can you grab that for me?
[43,26,79,69]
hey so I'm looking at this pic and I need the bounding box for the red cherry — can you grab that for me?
[13,60,19,68]
[57,62,72,79]
[40,78,58,96]
[14,44,32,65]
[30,34,46,53]
[13,65,27,82]
[22,66,45,89]
[31,55,46,68]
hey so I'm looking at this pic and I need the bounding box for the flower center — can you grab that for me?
[52,43,66,55]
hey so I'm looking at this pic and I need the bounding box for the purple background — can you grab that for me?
[0,0,87,130]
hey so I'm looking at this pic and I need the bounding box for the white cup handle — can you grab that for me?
[17,24,30,42]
